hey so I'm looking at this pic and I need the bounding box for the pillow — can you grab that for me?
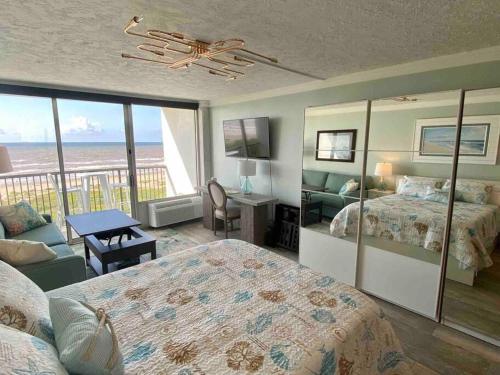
[0,200,47,236]
[339,179,359,195]
[0,260,54,344]
[397,176,444,198]
[50,297,124,375]
[442,179,491,205]
[423,186,449,204]
[0,325,68,375]
[0,239,56,266]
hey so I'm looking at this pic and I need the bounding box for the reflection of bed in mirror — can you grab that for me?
[329,176,500,286]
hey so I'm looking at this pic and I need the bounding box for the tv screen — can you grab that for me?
[223,117,270,158]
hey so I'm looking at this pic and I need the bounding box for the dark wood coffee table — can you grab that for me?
[66,209,156,275]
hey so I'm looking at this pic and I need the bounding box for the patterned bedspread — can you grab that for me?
[330,194,498,271]
[48,239,410,374]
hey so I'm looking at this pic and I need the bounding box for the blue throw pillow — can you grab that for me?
[49,297,124,375]
[0,200,46,236]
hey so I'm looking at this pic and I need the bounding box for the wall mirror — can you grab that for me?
[300,101,368,286]
[353,90,461,318]
[441,87,500,345]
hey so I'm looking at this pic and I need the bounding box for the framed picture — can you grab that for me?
[316,129,357,162]
[413,115,500,164]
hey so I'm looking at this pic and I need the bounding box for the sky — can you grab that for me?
[0,94,163,143]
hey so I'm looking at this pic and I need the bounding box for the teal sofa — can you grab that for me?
[0,214,86,291]
[302,169,375,218]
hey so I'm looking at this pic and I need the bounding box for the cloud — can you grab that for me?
[61,116,103,136]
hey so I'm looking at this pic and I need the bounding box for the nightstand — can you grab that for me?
[368,189,395,199]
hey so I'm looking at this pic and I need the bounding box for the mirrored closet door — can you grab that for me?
[357,91,461,318]
[441,88,500,345]
[300,101,369,286]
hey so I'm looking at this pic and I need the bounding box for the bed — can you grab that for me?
[47,239,410,374]
[330,194,498,274]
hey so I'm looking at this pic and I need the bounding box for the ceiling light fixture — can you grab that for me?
[121,16,278,81]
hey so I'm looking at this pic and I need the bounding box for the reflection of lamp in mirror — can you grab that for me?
[374,162,392,190]
[238,159,256,195]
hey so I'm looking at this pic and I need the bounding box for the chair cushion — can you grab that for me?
[0,239,57,266]
[0,325,68,375]
[11,223,67,246]
[50,297,124,375]
[302,170,329,188]
[0,260,55,345]
[0,200,47,236]
[215,206,241,219]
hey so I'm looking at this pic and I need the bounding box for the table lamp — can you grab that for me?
[238,159,256,195]
[374,162,392,190]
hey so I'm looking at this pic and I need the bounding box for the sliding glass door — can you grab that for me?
[132,105,198,202]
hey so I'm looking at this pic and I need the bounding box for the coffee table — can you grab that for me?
[66,209,156,275]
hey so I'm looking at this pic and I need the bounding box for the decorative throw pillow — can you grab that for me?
[423,186,449,204]
[397,176,444,198]
[442,179,491,205]
[0,260,55,345]
[339,179,359,196]
[0,200,47,236]
[0,239,56,266]
[0,325,68,375]
[50,297,124,375]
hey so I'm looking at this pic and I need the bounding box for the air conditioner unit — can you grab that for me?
[148,196,203,227]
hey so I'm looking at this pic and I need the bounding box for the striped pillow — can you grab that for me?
[49,297,124,375]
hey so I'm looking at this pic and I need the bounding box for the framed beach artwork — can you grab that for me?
[413,115,500,164]
[316,129,357,162]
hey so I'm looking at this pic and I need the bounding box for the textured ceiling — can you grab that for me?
[1,0,500,101]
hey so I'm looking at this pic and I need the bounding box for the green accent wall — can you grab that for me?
[210,61,500,205]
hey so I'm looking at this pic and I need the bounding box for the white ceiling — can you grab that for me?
[1,0,500,101]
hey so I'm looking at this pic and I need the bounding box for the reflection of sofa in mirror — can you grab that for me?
[302,169,374,218]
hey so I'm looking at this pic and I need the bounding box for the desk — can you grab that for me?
[196,186,278,246]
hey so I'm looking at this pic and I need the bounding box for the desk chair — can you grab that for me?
[207,181,241,239]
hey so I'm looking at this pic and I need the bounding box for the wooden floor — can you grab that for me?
[443,248,500,345]
[171,220,500,375]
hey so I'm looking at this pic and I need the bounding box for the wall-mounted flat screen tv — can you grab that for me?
[223,117,270,159]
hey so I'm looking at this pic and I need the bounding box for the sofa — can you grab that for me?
[302,169,374,218]
[0,214,86,291]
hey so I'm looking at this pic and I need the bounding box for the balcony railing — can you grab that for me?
[0,165,168,222]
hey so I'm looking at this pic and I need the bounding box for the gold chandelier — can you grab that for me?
[121,16,278,81]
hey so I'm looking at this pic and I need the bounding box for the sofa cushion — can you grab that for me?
[0,260,55,345]
[302,170,329,188]
[0,200,47,236]
[0,239,57,266]
[11,223,66,246]
[325,173,361,194]
[50,244,76,258]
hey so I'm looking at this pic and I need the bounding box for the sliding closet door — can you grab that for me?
[299,101,368,286]
[441,88,500,345]
[358,91,461,318]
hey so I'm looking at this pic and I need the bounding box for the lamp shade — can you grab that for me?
[238,159,256,177]
[374,162,392,177]
[0,146,12,174]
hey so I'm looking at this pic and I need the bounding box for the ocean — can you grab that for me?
[3,142,165,175]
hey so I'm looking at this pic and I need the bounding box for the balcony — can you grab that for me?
[0,165,168,228]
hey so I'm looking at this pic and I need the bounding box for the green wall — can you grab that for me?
[210,61,500,205]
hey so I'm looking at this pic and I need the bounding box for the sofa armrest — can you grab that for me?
[16,255,86,291]
[41,214,52,223]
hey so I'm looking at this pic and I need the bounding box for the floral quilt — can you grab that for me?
[48,239,410,374]
[330,194,498,271]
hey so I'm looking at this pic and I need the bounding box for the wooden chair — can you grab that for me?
[207,181,241,239]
